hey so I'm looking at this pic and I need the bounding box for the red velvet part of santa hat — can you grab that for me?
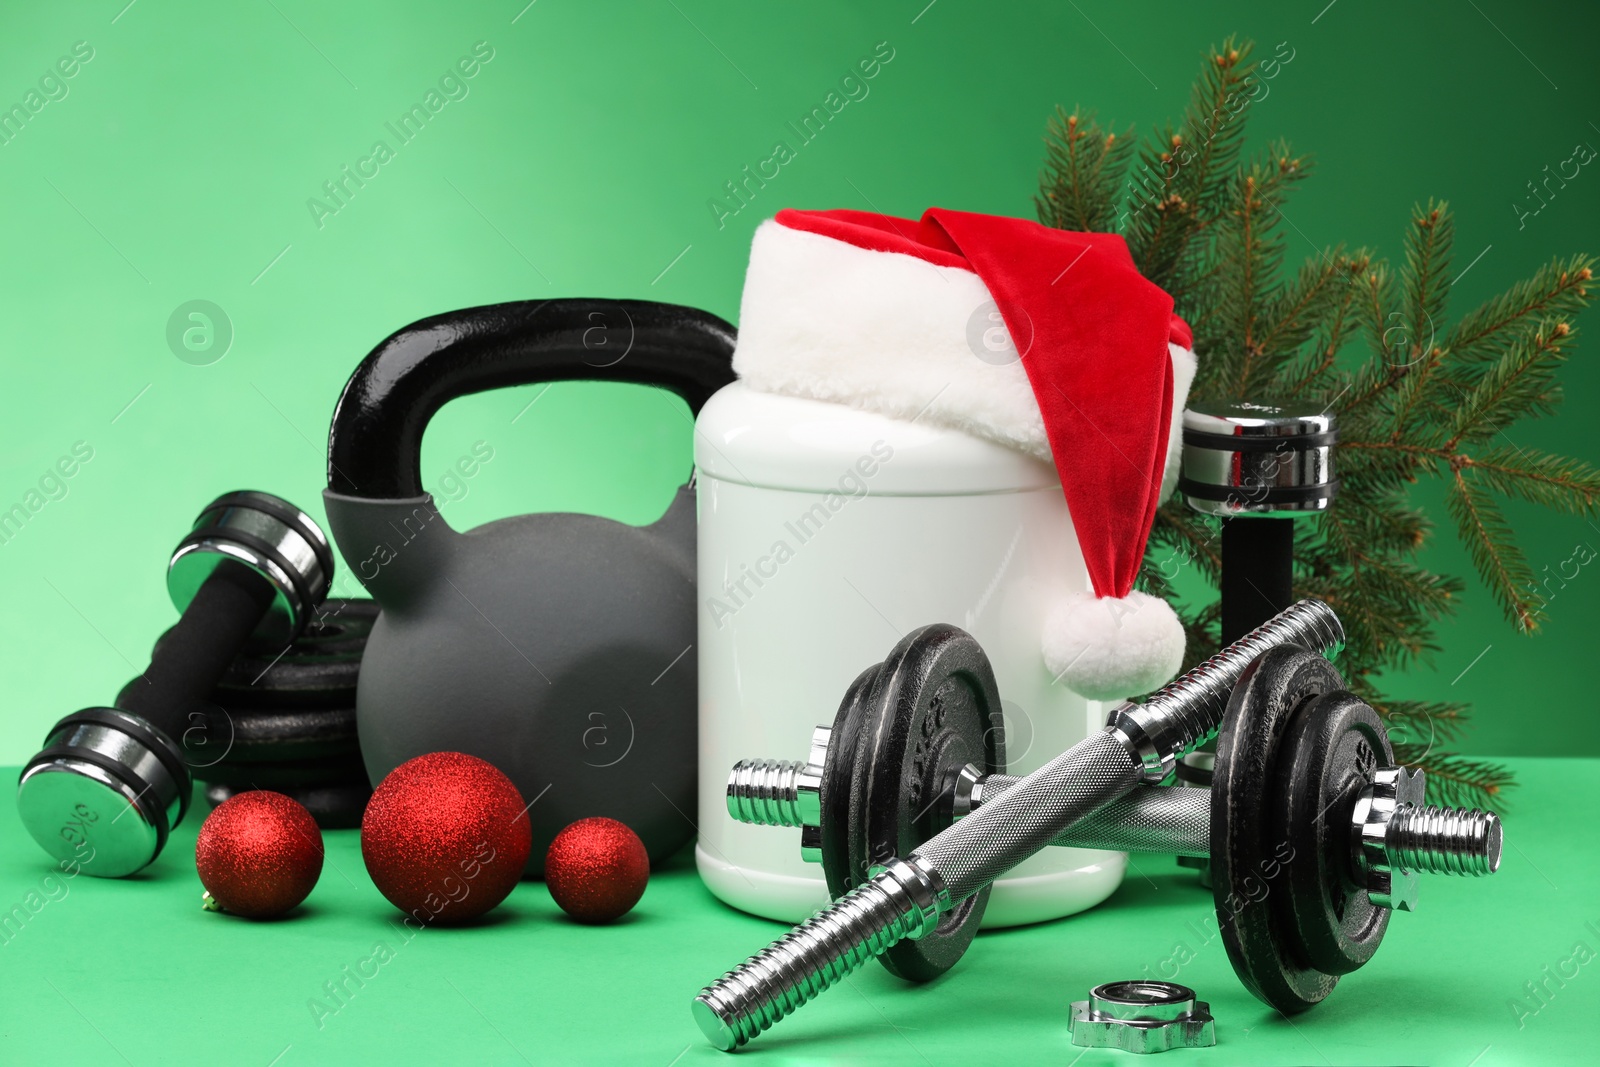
[775,207,1184,601]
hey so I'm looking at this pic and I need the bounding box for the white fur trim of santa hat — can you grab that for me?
[733,216,1198,700]
[734,218,1198,492]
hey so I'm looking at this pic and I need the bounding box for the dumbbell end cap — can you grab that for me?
[16,708,189,878]
[1180,401,1338,518]
[691,996,739,1052]
[168,491,334,646]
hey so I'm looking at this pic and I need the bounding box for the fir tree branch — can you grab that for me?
[1277,254,1370,394]
[1385,203,1455,437]
[1034,41,1600,811]
[1126,38,1257,292]
[1145,506,1224,587]
[1391,751,1514,811]
[1214,148,1313,393]
[1251,241,1342,361]
[1403,201,1454,371]
[1445,322,1571,449]
[1446,256,1594,365]
[1036,107,1136,234]
[1463,445,1600,515]
[1367,697,1471,747]
[1171,37,1256,212]
[1446,468,1540,631]
[1342,265,1402,412]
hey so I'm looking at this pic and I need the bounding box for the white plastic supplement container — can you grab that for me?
[694,381,1126,927]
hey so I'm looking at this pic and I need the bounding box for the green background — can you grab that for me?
[0,1,1596,761]
[1,3,1598,1064]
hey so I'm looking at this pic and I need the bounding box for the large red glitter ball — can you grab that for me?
[196,791,323,919]
[545,817,649,924]
[361,752,531,924]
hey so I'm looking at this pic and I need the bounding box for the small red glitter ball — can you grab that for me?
[361,752,531,924]
[545,817,649,924]
[195,791,323,919]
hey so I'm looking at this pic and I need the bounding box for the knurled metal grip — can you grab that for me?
[694,599,1344,1049]
[984,778,1213,855]
[910,731,1140,902]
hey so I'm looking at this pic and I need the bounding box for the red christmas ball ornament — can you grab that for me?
[545,817,649,924]
[361,752,531,924]
[196,791,323,919]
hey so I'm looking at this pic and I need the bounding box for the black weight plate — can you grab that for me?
[1212,644,1347,1013]
[189,706,361,765]
[1275,690,1392,977]
[199,752,370,790]
[113,682,363,767]
[149,598,376,711]
[847,624,1004,983]
[820,664,882,906]
[206,781,371,830]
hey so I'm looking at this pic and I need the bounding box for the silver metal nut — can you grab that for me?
[797,725,828,861]
[800,824,822,864]
[1070,981,1216,1055]
[797,724,829,827]
[1352,766,1426,912]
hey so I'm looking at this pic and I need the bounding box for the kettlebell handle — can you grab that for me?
[326,299,737,499]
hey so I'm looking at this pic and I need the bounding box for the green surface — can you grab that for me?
[1,756,1593,1065]
[0,2,1597,763]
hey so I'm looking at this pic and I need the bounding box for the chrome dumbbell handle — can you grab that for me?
[694,599,1344,1050]
[1028,782,1210,855]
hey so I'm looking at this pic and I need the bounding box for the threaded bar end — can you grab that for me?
[692,861,939,1050]
[1387,805,1501,876]
[726,759,806,827]
[1139,598,1345,761]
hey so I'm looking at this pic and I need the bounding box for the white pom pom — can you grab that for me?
[1042,591,1185,701]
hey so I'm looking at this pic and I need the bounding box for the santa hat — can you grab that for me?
[730,207,1197,701]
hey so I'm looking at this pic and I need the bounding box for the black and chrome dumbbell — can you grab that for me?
[1179,400,1338,647]
[118,597,377,829]
[1175,400,1339,879]
[17,491,334,876]
[695,601,1500,1049]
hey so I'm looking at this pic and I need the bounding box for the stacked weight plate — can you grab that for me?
[118,598,376,828]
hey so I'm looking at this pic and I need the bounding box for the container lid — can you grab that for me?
[694,382,1059,495]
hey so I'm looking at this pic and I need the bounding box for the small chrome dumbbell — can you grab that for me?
[17,491,333,877]
[693,600,1345,1049]
[1176,400,1339,882]
[1179,400,1338,645]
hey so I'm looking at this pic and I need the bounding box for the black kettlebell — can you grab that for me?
[323,299,736,873]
